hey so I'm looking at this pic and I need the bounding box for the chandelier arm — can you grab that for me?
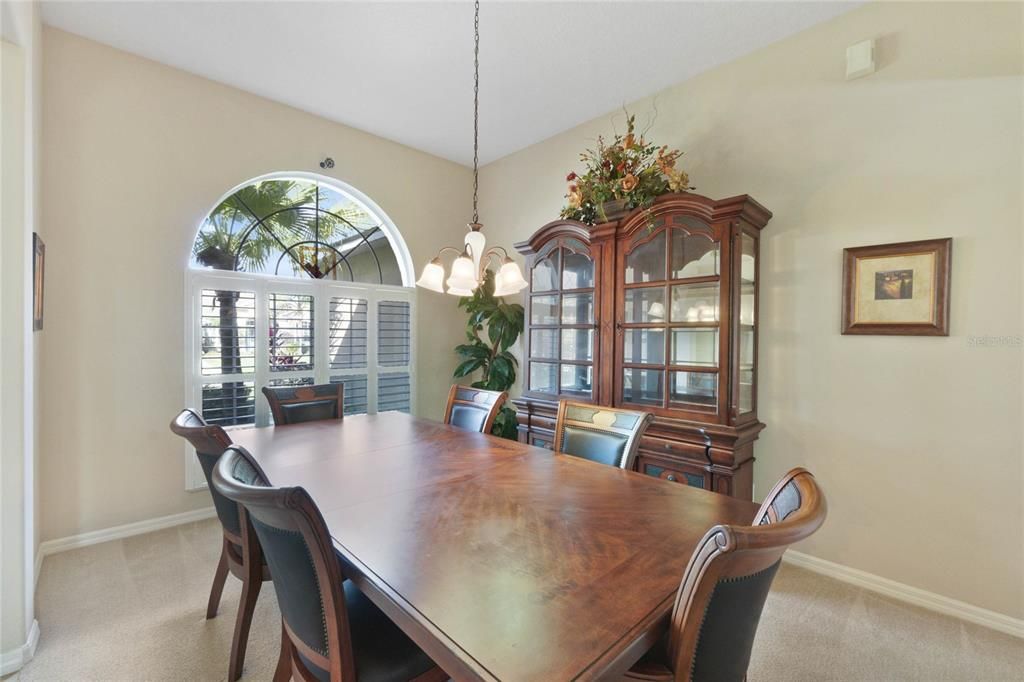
[433,246,466,261]
[476,248,506,278]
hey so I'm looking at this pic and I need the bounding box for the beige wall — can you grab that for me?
[479,2,1023,618]
[39,27,471,542]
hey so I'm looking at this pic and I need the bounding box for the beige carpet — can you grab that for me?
[7,518,1022,681]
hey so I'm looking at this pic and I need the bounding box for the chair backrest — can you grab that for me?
[263,383,344,425]
[552,400,653,470]
[213,447,357,681]
[169,409,241,538]
[666,468,827,682]
[442,385,508,433]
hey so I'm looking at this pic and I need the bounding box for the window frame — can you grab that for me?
[182,172,417,491]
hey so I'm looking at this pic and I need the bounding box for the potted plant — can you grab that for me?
[560,113,692,225]
[453,271,524,439]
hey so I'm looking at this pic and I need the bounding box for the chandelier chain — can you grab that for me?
[472,0,480,224]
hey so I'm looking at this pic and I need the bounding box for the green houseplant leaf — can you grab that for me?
[451,270,525,440]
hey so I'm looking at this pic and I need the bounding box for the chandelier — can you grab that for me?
[416,0,528,298]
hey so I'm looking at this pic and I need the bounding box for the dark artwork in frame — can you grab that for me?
[874,269,913,300]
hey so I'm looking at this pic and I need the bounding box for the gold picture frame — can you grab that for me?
[841,238,951,336]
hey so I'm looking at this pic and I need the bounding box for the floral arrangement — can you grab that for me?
[560,113,692,225]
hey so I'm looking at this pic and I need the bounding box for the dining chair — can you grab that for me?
[262,383,344,425]
[552,400,653,470]
[622,467,827,682]
[211,446,448,682]
[169,409,272,681]
[442,385,508,433]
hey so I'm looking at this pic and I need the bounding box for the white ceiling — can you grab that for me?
[41,1,858,166]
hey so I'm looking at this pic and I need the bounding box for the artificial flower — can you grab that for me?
[667,169,691,193]
[621,173,639,193]
[567,185,583,208]
[566,171,577,182]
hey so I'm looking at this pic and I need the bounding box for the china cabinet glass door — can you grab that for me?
[734,229,758,417]
[618,218,722,417]
[526,239,596,400]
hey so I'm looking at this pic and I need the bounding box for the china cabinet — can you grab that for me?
[513,192,771,500]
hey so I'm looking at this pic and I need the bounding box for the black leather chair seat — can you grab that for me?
[299,581,436,682]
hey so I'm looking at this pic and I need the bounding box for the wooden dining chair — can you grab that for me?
[169,409,272,681]
[442,385,508,433]
[211,446,448,682]
[552,400,653,470]
[622,468,827,682]
[262,383,344,425]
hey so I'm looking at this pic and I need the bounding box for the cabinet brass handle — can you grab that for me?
[666,474,677,482]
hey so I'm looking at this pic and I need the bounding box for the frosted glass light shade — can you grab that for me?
[446,254,479,293]
[493,260,529,297]
[416,259,446,293]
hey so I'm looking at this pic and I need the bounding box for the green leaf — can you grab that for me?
[455,343,489,360]
[453,358,484,378]
[488,315,506,349]
[489,355,514,390]
[490,406,519,440]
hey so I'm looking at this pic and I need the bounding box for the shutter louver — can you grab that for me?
[378,301,410,366]
[269,293,314,372]
[330,297,368,369]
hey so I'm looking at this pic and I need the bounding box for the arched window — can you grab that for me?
[185,175,415,484]
[191,176,410,284]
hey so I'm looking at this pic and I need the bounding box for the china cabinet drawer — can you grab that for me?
[638,456,709,490]
[518,422,556,450]
[640,435,708,461]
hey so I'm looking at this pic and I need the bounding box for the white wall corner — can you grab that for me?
[0,618,39,676]
[784,551,1024,639]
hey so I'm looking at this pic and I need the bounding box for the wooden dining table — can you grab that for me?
[231,411,759,681]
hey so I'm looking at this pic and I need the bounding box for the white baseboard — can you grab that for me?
[0,619,39,676]
[784,550,1024,639]
[37,507,216,560]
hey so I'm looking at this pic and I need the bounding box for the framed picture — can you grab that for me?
[841,238,951,336]
[33,232,44,331]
